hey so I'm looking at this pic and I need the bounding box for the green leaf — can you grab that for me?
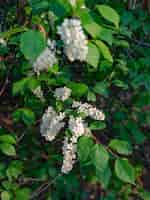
[0,143,16,156]
[1,191,10,200]
[91,144,109,172]
[126,121,146,144]
[87,42,100,68]
[6,161,23,180]
[12,108,35,126]
[77,8,95,25]
[96,165,111,189]
[84,22,103,38]
[0,27,27,39]
[0,135,16,144]
[115,158,135,184]
[0,163,6,179]
[99,28,113,46]
[29,0,49,13]
[95,40,113,63]
[87,91,96,102]
[13,77,39,96]
[90,121,106,130]
[77,136,94,164]
[113,80,128,90]
[77,9,113,45]
[15,188,31,200]
[97,5,120,28]
[20,30,46,61]
[93,82,109,97]
[109,139,132,155]
[12,78,28,96]
[69,82,88,97]
[49,0,71,18]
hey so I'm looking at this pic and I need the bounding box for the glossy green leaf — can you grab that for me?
[93,82,109,97]
[0,135,16,144]
[49,0,71,18]
[115,158,135,184]
[6,161,23,180]
[91,144,109,172]
[95,40,113,63]
[20,30,46,60]
[87,42,100,68]
[109,139,132,155]
[0,143,16,156]
[97,5,120,28]
[69,82,88,97]
[77,136,94,163]
[13,77,39,96]
[84,22,103,38]
[12,108,35,126]
[15,188,31,200]
[96,165,111,189]
[1,191,10,200]
[90,121,106,130]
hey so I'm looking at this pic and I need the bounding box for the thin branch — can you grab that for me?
[132,38,150,48]
[30,173,62,200]
[0,77,9,97]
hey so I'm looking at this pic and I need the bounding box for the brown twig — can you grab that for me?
[30,174,62,200]
[0,77,9,97]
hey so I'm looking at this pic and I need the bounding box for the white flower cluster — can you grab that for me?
[61,116,87,174]
[61,136,77,174]
[57,18,88,62]
[54,87,71,101]
[40,106,65,142]
[69,0,76,6]
[0,38,6,46]
[33,40,57,75]
[32,86,45,102]
[69,116,85,137]
[40,97,105,174]
[72,101,105,121]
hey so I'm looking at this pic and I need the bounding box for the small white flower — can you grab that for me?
[54,87,71,101]
[0,38,6,46]
[69,0,76,6]
[40,106,65,142]
[57,18,88,62]
[61,136,77,174]
[69,116,85,137]
[88,107,105,121]
[33,41,57,75]
[47,39,56,51]
[72,101,105,121]
[32,86,45,102]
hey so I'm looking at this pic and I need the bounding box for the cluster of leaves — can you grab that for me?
[0,0,150,199]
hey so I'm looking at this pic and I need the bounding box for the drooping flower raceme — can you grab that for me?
[41,100,105,174]
[54,87,71,101]
[61,136,77,174]
[72,101,105,121]
[61,116,87,174]
[40,106,65,142]
[57,18,88,62]
[33,41,57,75]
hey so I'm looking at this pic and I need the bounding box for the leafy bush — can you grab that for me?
[0,0,150,199]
